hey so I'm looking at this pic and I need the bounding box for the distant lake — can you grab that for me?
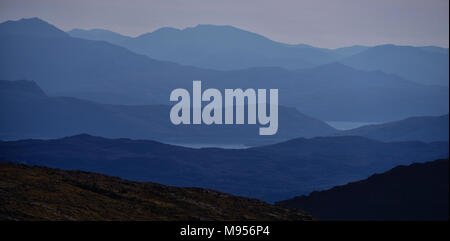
[164,142,250,149]
[326,121,381,130]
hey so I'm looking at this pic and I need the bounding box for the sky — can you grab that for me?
[0,0,448,48]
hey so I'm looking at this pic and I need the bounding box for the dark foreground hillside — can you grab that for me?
[277,159,449,220]
[0,162,313,221]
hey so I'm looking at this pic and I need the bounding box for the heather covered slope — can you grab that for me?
[0,162,313,221]
[277,159,449,220]
[0,135,447,202]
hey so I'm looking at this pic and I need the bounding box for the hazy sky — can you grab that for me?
[0,0,448,48]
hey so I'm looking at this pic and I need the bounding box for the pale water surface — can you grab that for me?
[165,142,250,149]
[326,121,382,130]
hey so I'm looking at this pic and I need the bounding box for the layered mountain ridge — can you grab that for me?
[1,18,447,122]
[0,79,337,144]
[69,23,449,86]
[0,134,447,202]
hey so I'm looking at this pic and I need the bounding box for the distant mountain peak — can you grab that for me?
[134,24,280,48]
[186,24,273,41]
[139,26,181,37]
[138,25,247,37]
[0,17,68,38]
[152,26,180,32]
[14,17,47,24]
[67,28,131,44]
[192,24,239,30]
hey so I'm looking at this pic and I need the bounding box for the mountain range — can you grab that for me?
[2,79,447,144]
[70,25,342,70]
[0,16,449,221]
[340,44,449,86]
[0,162,313,221]
[69,24,449,86]
[339,114,449,142]
[1,18,448,122]
[0,134,447,202]
[0,79,337,144]
[277,159,449,220]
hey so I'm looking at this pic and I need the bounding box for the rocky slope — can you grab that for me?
[0,162,313,221]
